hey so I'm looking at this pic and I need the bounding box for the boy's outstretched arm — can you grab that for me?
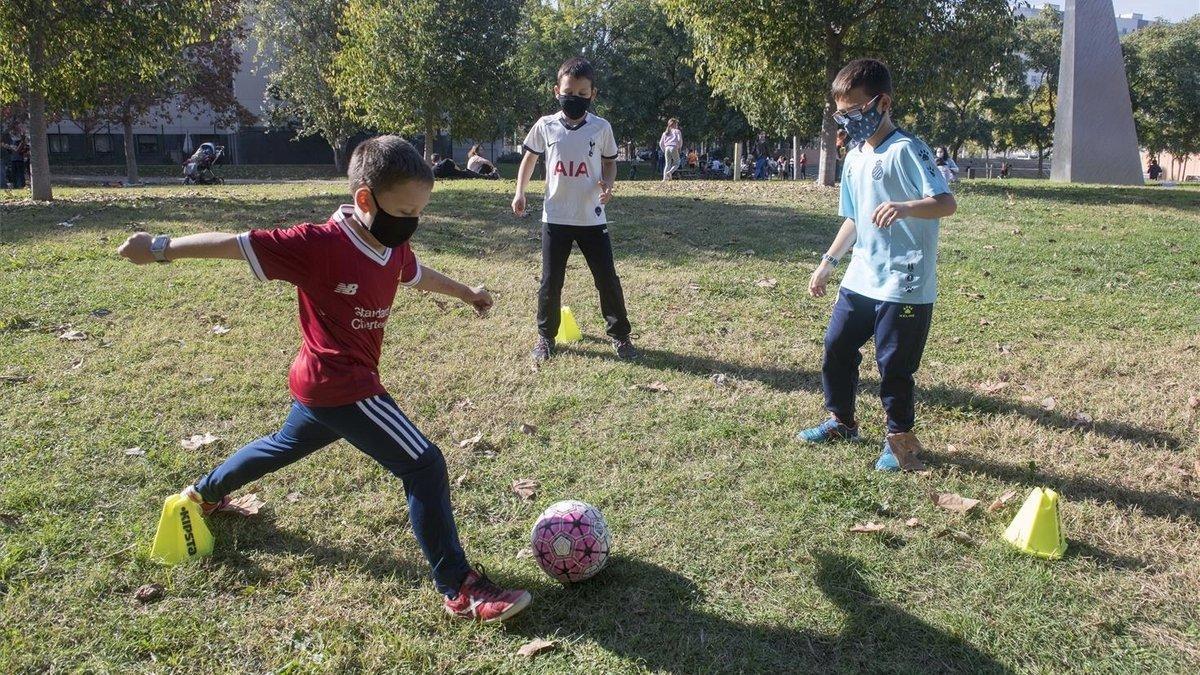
[872,193,957,228]
[411,264,493,315]
[599,158,616,204]
[809,218,857,298]
[117,232,242,264]
[511,151,539,216]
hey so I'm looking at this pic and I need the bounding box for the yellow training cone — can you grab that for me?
[556,306,582,343]
[1003,487,1067,560]
[150,493,214,565]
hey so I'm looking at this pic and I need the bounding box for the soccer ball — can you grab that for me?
[530,500,612,583]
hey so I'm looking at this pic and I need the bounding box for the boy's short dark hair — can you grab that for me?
[347,135,433,194]
[831,58,893,100]
[557,56,595,85]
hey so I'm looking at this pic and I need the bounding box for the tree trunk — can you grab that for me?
[1036,142,1045,178]
[332,138,347,172]
[817,32,842,187]
[27,32,53,201]
[424,116,435,162]
[122,115,139,185]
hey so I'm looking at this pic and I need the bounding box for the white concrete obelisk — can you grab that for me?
[1050,0,1143,184]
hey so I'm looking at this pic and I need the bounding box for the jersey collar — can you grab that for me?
[557,111,590,131]
[332,205,392,266]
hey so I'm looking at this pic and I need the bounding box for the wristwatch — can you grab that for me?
[821,253,840,267]
[150,235,172,263]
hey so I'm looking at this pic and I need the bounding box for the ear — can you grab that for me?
[353,186,374,213]
[880,94,893,114]
[553,84,561,97]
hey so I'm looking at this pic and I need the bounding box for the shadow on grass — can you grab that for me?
[515,551,1010,673]
[957,181,1200,214]
[569,341,1182,451]
[928,451,1200,525]
[211,516,429,589]
[1,185,834,263]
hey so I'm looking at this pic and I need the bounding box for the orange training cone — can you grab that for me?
[1003,487,1067,560]
[556,306,582,343]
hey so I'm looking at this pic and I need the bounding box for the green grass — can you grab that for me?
[2,177,1199,673]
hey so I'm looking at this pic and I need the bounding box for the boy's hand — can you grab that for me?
[872,201,911,228]
[598,180,613,205]
[462,286,493,316]
[809,261,833,298]
[511,192,527,217]
[117,232,156,265]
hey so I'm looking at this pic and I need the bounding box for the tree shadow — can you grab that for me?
[514,551,1011,673]
[957,181,1200,215]
[1,183,834,263]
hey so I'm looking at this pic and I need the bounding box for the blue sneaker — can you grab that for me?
[876,432,927,472]
[797,417,860,443]
[875,446,901,472]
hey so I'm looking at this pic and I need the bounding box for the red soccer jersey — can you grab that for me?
[237,205,422,407]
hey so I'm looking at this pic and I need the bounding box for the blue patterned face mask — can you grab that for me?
[834,95,884,149]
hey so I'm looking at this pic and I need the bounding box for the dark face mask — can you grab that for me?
[367,190,419,247]
[557,94,591,120]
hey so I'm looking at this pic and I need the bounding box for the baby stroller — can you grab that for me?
[182,142,225,184]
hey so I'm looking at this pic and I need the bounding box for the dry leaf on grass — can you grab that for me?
[996,343,1012,356]
[457,432,483,449]
[124,447,145,456]
[755,278,778,289]
[849,522,885,533]
[1041,397,1057,411]
[453,473,469,488]
[987,490,1018,512]
[710,373,728,387]
[517,638,557,657]
[1070,411,1093,428]
[978,318,992,326]
[930,492,981,513]
[58,330,87,341]
[512,479,539,501]
[520,423,537,435]
[452,398,475,412]
[285,491,302,503]
[977,381,1009,394]
[211,325,231,335]
[905,517,924,528]
[134,583,165,604]
[631,381,670,393]
[180,433,219,451]
[515,547,534,559]
[224,494,265,517]
[1188,395,1198,420]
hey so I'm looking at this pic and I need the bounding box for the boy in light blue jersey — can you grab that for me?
[798,59,957,472]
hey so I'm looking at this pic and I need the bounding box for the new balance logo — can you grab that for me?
[334,282,359,295]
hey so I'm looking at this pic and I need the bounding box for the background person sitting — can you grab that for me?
[466,144,500,178]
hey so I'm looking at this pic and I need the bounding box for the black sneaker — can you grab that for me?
[531,336,555,364]
[613,336,639,360]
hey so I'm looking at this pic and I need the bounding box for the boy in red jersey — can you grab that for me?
[117,136,530,623]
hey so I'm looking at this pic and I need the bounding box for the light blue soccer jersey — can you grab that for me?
[838,129,950,305]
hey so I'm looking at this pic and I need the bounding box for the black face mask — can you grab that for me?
[557,94,591,120]
[367,190,419,247]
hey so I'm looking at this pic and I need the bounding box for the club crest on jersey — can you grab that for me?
[872,160,884,180]
[553,160,590,177]
[588,140,595,157]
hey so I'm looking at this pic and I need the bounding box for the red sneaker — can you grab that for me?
[181,485,230,516]
[443,566,532,623]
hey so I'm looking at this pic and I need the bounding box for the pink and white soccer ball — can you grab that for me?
[530,500,612,583]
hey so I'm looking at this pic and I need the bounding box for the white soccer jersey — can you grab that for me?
[522,111,619,226]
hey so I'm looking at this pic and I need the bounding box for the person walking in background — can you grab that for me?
[659,118,682,181]
[799,152,808,179]
[934,146,958,184]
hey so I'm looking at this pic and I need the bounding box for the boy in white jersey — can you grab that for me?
[512,57,637,364]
